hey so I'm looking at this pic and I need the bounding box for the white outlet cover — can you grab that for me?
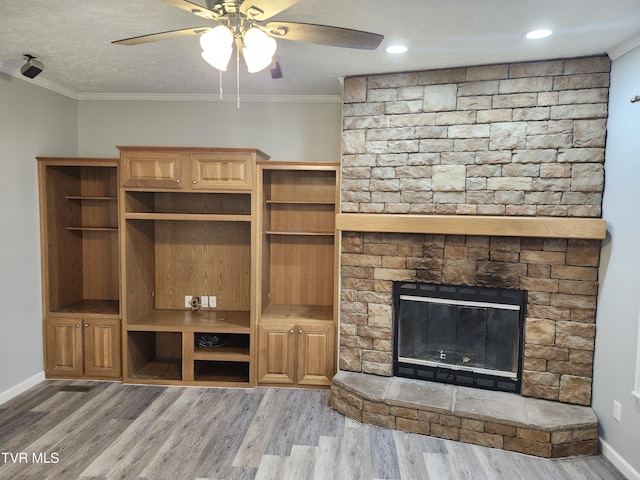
[209,296,217,308]
[201,296,209,308]
[184,295,193,308]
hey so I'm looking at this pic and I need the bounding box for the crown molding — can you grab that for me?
[75,92,342,103]
[0,63,341,104]
[0,63,79,99]
[608,30,640,60]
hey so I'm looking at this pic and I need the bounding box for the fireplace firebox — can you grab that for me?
[393,282,526,393]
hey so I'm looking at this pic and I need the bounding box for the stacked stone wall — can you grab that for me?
[341,56,610,217]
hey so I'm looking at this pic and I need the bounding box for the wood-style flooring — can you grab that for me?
[0,380,625,480]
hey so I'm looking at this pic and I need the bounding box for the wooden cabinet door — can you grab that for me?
[190,152,253,190]
[257,323,296,384]
[46,318,83,377]
[296,324,336,386]
[83,318,121,379]
[121,150,183,189]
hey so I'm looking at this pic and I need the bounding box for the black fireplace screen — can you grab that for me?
[393,282,525,393]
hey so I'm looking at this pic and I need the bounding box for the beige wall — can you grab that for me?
[0,76,78,396]
[77,99,342,161]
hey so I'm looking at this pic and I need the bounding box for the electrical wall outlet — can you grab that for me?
[209,295,217,308]
[613,400,621,422]
[200,296,209,308]
[184,295,193,308]
[191,296,201,309]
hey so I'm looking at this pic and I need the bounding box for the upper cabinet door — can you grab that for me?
[190,152,253,191]
[121,150,183,189]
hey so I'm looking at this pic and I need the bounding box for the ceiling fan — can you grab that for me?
[113,0,384,73]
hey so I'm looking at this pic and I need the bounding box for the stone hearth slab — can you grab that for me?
[330,371,599,458]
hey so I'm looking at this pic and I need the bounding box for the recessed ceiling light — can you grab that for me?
[524,29,553,40]
[386,45,408,54]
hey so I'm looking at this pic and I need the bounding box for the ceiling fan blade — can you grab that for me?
[265,22,383,50]
[161,0,221,20]
[240,0,298,21]
[112,27,211,45]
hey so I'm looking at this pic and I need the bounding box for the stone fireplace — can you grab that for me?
[393,281,526,393]
[338,232,601,405]
[329,55,610,457]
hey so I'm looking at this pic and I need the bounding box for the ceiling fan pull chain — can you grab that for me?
[219,69,224,100]
[236,45,240,109]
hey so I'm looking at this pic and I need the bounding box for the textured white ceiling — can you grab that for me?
[1,0,639,99]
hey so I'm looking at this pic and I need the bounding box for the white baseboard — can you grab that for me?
[600,437,640,480]
[0,371,46,406]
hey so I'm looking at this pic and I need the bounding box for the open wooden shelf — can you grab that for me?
[129,359,182,382]
[266,200,335,205]
[194,332,250,362]
[261,304,334,322]
[336,213,607,240]
[124,212,251,222]
[66,195,117,201]
[266,230,335,236]
[66,226,118,231]
[193,361,250,383]
[51,299,120,316]
[193,346,250,362]
[127,310,250,333]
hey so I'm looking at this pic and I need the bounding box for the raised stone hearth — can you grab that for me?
[331,371,598,458]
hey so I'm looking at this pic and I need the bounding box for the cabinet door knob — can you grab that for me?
[84,323,89,328]
[176,179,180,183]
[192,180,197,184]
[289,329,294,334]
[299,329,303,334]
[76,324,80,328]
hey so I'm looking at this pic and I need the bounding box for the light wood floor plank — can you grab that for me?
[283,445,317,480]
[369,427,401,480]
[392,430,429,480]
[314,435,343,480]
[0,380,627,480]
[341,426,372,480]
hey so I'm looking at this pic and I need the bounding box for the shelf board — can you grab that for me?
[51,299,120,316]
[261,304,334,322]
[127,309,251,333]
[266,200,335,205]
[66,226,118,232]
[193,361,250,384]
[129,359,182,382]
[125,212,251,222]
[65,196,117,201]
[336,214,607,240]
[266,230,335,237]
[194,346,250,362]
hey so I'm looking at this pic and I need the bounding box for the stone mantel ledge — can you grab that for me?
[336,214,607,240]
[331,371,599,458]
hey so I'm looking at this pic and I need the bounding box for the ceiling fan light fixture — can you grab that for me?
[242,27,277,73]
[201,47,233,71]
[243,27,277,58]
[242,47,273,73]
[200,24,234,51]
